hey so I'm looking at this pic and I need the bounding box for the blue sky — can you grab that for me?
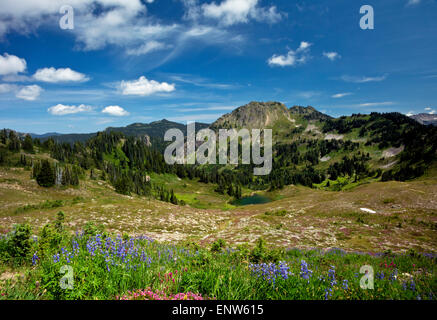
[0,0,436,134]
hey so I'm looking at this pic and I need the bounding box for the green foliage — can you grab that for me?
[0,216,436,300]
[211,239,226,253]
[7,131,20,152]
[114,175,131,195]
[265,209,287,217]
[22,135,34,153]
[0,224,32,264]
[383,198,395,204]
[38,224,62,257]
[248,238,284,264]
[36,160,55,187]
[83,222,105,238]
[54,211,65,233]
[14,200,64,214]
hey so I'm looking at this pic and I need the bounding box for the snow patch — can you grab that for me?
[360,208,376,214]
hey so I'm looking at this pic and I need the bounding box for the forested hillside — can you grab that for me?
[1,102,436,202]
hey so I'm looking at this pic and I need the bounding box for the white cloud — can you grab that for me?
[0,83,17,93]
[0,1,174,51]
[126,41,171,56]
[425,107,436,114]
[16,85,42,101]
[0,53,27,75]
[298,42,311,50]
[406,0,421,6]
[332,92,352,98]
[201,0,282,26]
[48,104,93,115]
[323,51,341,61]
[168,74,235,89]
[0,1,146,36]
[268,42,312,67]
[182,0,202,21]
[0,0,245,67]
[340,75,387,83]
[119,76,175,96]
[406,111,415,117]
[33,67,89,83]
[358,102,394,107]
[102,105,129,116]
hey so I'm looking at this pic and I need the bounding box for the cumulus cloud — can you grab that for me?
[0,1,146,36]
[340,75,387,83]
[102,105,129,116]
[126,41,171,56]
[119,76,175,96]
[201,0,282,26]
[0,53,27,75]
[332,92,352,98]
[323,51,341,61]
[33,67,89,83]
[268,41,312,67]
[47,104,93,115]
[16,85,42,101]
[0,1,172,51]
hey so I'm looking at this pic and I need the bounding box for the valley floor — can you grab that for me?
[1,166,436,254]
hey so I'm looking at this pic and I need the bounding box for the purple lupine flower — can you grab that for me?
[300,260,313,281]
[342,279,349,290]
[32,252,39,266]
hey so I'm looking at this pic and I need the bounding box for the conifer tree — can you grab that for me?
[22,134,34,153]
[36,160,55,187]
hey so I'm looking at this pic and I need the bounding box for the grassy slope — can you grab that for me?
[1,161,436,253]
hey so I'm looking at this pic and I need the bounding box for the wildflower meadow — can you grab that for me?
[0,212,435,300]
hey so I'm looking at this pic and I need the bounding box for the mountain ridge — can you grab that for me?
[7,102,436,146]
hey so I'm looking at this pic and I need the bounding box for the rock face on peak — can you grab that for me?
[210,101,294,130]
[410,113,437,126]
[289,105,332,121]
[210,101,332,130]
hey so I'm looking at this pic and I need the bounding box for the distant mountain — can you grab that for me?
[211,101,291,130]
[210,101,331,130]
[106,119,209,139]
[410,113,437,126]
[28,119,210,145]
[29,132,63,139]
[38,132,97,144]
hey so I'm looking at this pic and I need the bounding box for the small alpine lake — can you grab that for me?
[231,193,272,206]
